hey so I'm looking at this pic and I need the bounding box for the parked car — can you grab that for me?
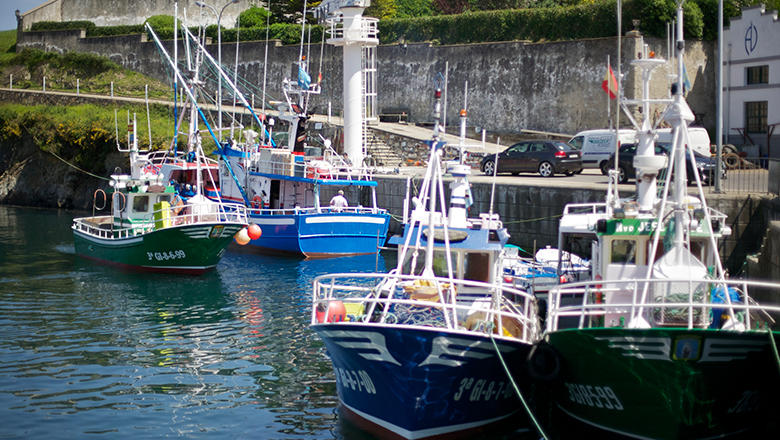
[481,140,583,177]
[607,143,725,185]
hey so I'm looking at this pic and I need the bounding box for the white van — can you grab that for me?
[569,127,711,174]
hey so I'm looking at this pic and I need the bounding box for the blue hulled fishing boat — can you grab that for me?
[310,85,542,439]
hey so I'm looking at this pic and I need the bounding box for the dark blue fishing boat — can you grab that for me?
[310,87,542,439]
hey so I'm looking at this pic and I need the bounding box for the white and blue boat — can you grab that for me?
[310,87,542,439]
[215,72,390,257]
[177,8,390,258]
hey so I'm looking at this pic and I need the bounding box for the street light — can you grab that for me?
[195,0,239,142]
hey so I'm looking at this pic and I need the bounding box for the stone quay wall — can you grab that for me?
[16,28,716,138]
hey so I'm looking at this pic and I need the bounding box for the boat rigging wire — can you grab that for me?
[45,149,111,181]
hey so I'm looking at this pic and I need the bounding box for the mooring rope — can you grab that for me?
[489,332,549,440]
[769,329,780,375]
[46,149,111,181]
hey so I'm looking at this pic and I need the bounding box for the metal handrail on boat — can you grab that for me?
[312,272,541,344]
[247,205,386,217]
[546,278,780,332]
[73,201,247,240]
[562,202,609,216]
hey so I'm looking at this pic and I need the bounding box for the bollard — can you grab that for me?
[328,101,332,123]
[9,74,12,89]
[43,76,46,92]
[110,81,114,98]
[76,78,79,96]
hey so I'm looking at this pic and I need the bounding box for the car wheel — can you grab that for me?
[617,165,628,184]
[600,161,610,175]
[483,160,495,176]
[538,161,554,177]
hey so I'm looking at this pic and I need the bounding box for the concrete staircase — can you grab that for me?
[363,131,404,167]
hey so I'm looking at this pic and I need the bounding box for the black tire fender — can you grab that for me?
[526,342,561,382]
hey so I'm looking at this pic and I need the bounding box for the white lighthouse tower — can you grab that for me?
[317,0,378,168]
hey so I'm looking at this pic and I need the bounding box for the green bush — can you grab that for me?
[89,24,145,37]
[220,24,324,45]
[237,6,270,28]
[379,0,705,44]
[55,51,119,76]
[30,20,96,33]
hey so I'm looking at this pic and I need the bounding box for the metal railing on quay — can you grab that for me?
[717,156,775,194]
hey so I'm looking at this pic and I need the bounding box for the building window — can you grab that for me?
[745,101,768,133]
[746,65,768,85]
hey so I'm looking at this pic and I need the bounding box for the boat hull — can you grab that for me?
[248,211,389,257]
[73,222,244,274]
[313,323,533,439]
[546,327,780,439]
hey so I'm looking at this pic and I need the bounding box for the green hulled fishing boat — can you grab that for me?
[538,6,780,438]
[72,117,248,274]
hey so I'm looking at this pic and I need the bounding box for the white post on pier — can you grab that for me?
[321,0,379,168]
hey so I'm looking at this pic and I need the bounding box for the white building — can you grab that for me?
[724,5,780,158]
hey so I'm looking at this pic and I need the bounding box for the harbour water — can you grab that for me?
[0,205,384,439]
[0,205,546,439]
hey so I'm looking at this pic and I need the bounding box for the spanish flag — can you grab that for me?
[602,65,618,100]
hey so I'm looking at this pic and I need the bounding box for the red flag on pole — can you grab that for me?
[602,65,618,99]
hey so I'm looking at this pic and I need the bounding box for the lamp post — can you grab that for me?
[195,0,239,142]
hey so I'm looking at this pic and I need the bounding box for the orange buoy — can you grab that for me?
[235,228,251,245]
[316,300,346,323]
[247,224,262,240]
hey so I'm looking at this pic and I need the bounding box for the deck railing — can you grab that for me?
[247,205,386,217]
[546,278,780,332]
[312,272,541,344]
[73,202,247,240]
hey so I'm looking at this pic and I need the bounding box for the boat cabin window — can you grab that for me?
[464,252,490,282]
[610,239,637,264]
[132,195,149,213]
[402,250,456,278]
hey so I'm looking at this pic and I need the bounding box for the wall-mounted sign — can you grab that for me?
[745,22,758,56]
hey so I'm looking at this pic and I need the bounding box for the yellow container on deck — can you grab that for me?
[154,201,171,229]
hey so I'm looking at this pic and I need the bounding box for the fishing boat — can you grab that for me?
[310,87,543,439]
[180,0,390,258]
[215,70,389,257]
[72,116,248,274]
[540,7,780,438]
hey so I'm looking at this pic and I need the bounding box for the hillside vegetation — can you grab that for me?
[27,0,778,44]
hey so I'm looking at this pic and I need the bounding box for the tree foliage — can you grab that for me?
[237,6,270,28]
[366,0,398,19]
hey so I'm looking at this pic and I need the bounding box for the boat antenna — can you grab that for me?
[610,0,623,211]
[146,23,250,205]
[230,13,241,140]
[488,137,500,217]
[173,1,179,145]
